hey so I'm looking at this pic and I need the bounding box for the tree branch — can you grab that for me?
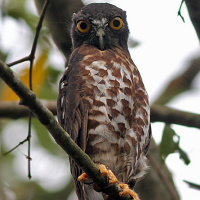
[1,101,200,129]
[153,56,200,106]
[0,101,57,119]
[151,105,200,128]
[0,60,133,200]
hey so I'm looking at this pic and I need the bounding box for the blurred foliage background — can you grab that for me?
[0,0,200,200]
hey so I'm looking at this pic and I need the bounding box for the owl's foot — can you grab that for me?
[78,172,91,183]
[78,165,139,200]
[118,183,140,200]
[78,164,118,184]
[98,164,118,184]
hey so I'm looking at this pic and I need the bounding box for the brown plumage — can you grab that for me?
[57,3,151,200]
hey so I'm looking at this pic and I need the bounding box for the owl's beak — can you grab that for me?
[96,28,105,50]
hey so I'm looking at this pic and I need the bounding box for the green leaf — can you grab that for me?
[160,124,190,165]
[160,124,178,160]
[177,147,190,165]
[184,180,200,190]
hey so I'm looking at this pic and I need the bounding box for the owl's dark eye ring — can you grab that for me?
[77,20,91,33]
[110,17,123,30]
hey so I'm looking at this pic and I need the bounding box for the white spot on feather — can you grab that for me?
[92,18,108,27]
[127,129,137,140]
[92,60,106,67]
[93,75,102,83]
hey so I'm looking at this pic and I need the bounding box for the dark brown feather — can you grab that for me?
[57,50,89,200]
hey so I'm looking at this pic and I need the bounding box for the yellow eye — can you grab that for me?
[110,17,123,30]
[77,20,91,33]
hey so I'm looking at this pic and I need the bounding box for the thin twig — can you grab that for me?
[4,0,50,180]
[4,138,29,156]
[7,56,30,67]
[148,153,180,200]
[7,0,50,68]
[27,112,32,179]
[178,0,185,23]
[26,0,48,179]
[27,0,50,179]
[29,0,50,62]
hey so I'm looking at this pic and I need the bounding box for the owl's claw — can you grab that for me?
[119,183,140,200]
[98,164,118,184]
[78,164,118,185]
[105,184,140,200]
[78,172,91,183]
[78,165,139,200]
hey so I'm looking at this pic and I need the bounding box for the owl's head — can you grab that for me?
[71,3,129,51]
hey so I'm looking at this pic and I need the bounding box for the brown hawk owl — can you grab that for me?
[57,3,151,200]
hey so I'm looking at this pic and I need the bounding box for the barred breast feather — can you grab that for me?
[57,44,151,199]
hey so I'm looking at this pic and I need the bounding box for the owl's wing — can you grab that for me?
[57,66,88,200]
[144,124,152,155]
[57,68,88,150]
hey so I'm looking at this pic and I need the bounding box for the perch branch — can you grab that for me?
[0,60,133,200]
[1,101,199,129]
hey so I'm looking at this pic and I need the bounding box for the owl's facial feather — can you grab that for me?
[71,3,129,51]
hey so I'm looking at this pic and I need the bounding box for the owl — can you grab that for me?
[57,3,151,200]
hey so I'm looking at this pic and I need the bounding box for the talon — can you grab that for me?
[98,164,118,184]
[78,164,119,197]
[119,183,140,200]
[78,172,90,182]
[98,164,108,176]
[107,169,118,184]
